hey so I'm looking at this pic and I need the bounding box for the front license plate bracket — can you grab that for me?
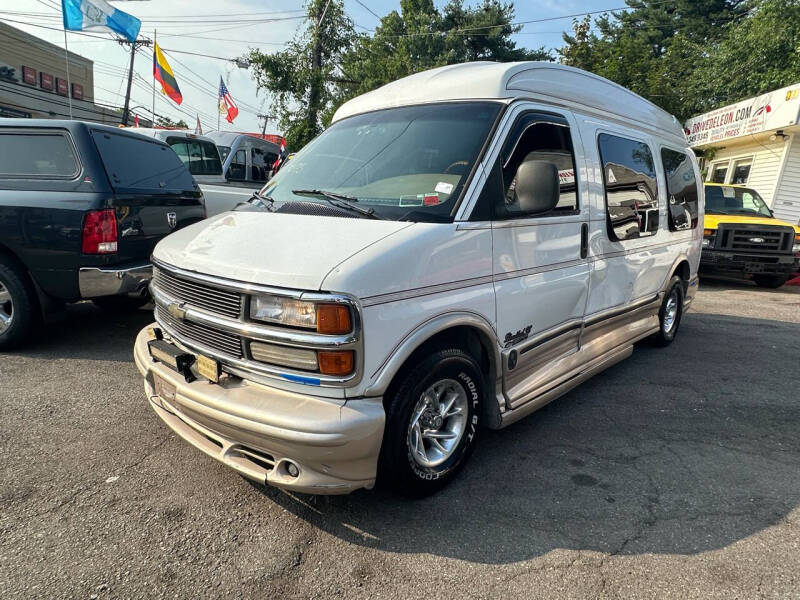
[148,338,196,382]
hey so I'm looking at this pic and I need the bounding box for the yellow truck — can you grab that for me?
[702,183,800,287]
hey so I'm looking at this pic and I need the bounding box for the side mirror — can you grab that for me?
[515,160,560,215]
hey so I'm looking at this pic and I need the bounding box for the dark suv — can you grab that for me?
[0,119,205,349]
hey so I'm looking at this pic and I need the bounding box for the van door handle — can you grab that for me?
[580,223,588,259]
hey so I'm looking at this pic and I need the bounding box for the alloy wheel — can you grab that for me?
[663,289,679,333]
[0,281,13,333]
[407,378,468,468]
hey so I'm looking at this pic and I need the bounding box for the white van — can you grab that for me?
[130,129,258,216]
[133,62,703,496]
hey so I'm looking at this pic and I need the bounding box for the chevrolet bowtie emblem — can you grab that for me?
[167,301,187,320]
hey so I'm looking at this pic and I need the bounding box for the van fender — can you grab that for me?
[363,311,501,400]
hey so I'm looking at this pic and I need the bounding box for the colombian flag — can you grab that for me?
[153,42,182,106]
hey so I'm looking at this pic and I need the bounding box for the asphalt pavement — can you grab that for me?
[1,279,799,599]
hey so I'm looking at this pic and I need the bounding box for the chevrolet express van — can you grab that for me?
[134,62,703,496]
[701,183,800,287]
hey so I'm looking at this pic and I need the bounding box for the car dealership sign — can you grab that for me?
[684,83,800,147]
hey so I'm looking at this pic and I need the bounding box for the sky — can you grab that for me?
[2,0,617,134]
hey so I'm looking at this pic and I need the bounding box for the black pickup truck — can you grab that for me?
[0,119,205,349]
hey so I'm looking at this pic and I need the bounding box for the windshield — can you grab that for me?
[259,102,502,221]
[705,185,772,217]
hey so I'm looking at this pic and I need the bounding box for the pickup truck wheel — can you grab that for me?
[379,348,482,497]
[0,259,38,350]
[92,295,150,311]
[753,275,787,289]
[652,275,685,347]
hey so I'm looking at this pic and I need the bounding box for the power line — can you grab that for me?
[351,0,382,21]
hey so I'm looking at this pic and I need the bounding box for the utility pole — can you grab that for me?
[308,0,331,136]
[119,38,152,126]
[258,113,275,139]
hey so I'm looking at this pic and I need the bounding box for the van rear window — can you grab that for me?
[92,130,195,192]
[0,132,79,178]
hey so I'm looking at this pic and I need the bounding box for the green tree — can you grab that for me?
[155,116,188,128]
[337,0,550,105]
[559,0,747,119]
[247,0,356,149]
[691,0,800,113]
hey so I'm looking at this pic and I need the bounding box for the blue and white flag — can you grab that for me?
[61,0,141,43]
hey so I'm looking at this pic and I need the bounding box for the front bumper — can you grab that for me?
[699,250,800,278]
[133,326,385,494]
[79,263,152,299]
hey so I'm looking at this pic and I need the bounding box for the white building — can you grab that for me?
[684,83,800,225]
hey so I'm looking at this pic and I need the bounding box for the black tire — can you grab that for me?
[0,257,39,351]
[378,347,483,497]
[92,295,149,311]
[652,275,685,347]
[753,275,787,289]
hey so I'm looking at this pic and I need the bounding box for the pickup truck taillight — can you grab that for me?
[82,209,118,254]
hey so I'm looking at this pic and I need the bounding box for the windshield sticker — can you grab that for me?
[423,193,440,206]
[399,195,423,207]
[722,186,735,197]
[435,181,454,195]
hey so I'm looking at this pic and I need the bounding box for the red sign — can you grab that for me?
[39,72,53,91]
[56,77,68,96]
[71,83,83,100]
[22,66,36,86]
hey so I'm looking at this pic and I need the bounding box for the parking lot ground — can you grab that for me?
[1,280,799,599]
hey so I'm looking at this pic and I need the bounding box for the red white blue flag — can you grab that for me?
[218,77,238,124]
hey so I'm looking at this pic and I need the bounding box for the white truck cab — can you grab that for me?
[130,128,261,217]
[134,62,703,496]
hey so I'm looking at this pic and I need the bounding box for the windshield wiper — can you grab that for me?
[233,190,274,212]
[292,188,381,219]
[249,190,274,210]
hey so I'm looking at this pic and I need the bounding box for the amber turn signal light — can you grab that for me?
[316,303,351,334]
[703,228,714,237]
[318,350,354,375]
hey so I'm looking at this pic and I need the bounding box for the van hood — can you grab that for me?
[152,212,413,291]
[704,213,800,232]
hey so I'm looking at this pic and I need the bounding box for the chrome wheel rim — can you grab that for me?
[663,291,678,333]
[407,378,468,468]
[0,281,12,333]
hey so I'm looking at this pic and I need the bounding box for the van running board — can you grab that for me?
[499,344,633,428]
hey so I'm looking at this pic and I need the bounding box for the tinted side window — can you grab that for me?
[250,147,267,182]
[167,138,222,176]
[0,132,79,178]
[227,149,247,180]
[661,148,699,231]
[496,122,578,219]
[598,133,659,241]
[92,131,194,192]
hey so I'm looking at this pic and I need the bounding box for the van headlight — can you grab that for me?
[250,295,316,329]
[702,228,716,249]
[250,295,352,334]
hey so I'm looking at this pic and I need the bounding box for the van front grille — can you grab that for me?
[720,225,793,253]
[153,266,242,319]
[155,306,243,359]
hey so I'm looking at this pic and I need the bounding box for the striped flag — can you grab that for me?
[153,42,182,105]
[272,140,286,171]
[218,77,239,124]
[61,0,141,43]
